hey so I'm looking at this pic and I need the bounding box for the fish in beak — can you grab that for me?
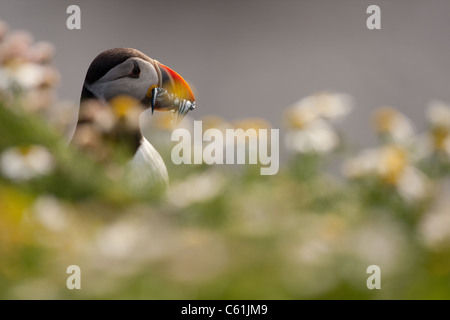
[145,62,196,123]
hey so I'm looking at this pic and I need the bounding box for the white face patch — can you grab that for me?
[86,57,159,102]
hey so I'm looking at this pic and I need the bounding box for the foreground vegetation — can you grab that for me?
[1,21,450,299]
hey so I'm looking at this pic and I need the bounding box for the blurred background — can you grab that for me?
[1,0,450,300]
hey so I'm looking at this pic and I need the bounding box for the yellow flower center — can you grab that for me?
[373,107,397,133]
[284,109,307,129]
[110,95,139,118]
[18,145,33,156]
[379,146,407,185]
[431,126,449,151]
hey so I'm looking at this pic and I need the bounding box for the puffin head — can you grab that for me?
[74,48,196,162]
[81,48,195,118]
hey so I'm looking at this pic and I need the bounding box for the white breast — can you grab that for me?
[129,137,169,187]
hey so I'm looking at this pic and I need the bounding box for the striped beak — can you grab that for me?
[145,62,196,122]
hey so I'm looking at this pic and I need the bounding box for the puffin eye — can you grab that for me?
[129,61,140,78]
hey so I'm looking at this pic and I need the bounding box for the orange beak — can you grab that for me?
[157,62,195,103]
[144,63,196,121]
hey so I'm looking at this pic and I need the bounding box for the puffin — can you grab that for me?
[71,48,196,186]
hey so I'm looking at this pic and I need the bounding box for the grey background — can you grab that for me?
[1,0,450,149]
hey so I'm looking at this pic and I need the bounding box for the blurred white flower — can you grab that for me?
[373,107,415,144]
[313,92,353,120]
[420,208,450,249]
[285,118,339,154]
[421,100,450,156]
[396,166,429,203]
[5,63,48,89]
[284,92,352,154]
[0,27,60,114]
[285,92,353,128]
[0,145,55,181]
[284,101,319,129]
[110,95,144,131]
[93,210,175,268]
[0,30,33,64]
[342,145,429,202]
[96,219,142,260]
[295,239,331,265]
[32,195,68,231]
[404,101,450,162]
[426,100,450,129]
[341,148,380,178]
[29,41,55,64]
[78,99,117,133]
[281,214,345,297]
[167,170,226,208]
[22,87,56,113]
[419,181,450,249]
[345,218,410,277]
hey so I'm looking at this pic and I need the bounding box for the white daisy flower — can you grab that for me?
[32,195,68,231]
[5,62,48,89]
[342,144,429,202]
[341,147,380,178]
[0,145,55,181]
[283,92,352,155]
[313,92,353,120]
[285,118,340,154]
[419,100,450,157]
[373,107,415,145]
[426,100,450,129]
[285,92,353,129]
[167,170,226,208]
[420,208,450,249]
[396,165,429,203]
